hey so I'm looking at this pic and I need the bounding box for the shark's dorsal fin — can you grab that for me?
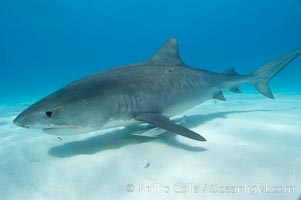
[150,38,185,65]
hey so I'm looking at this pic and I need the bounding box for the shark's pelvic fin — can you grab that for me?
[150,38,185,66]
[252,48,301,99]
[214,91,226,101]
[229,87,242,93]
[134,113,206,141]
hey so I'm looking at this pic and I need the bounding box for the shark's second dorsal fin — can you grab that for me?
[223,68,239,76]
[150,38,185,65]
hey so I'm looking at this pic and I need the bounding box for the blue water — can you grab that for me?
[1,0,301,104]
[1,1,301,200]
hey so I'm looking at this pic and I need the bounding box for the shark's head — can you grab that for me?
[13,89,108,135]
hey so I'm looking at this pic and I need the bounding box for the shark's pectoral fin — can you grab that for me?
[134,113,206,141]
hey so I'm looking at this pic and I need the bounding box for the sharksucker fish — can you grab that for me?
[14,38,301,141]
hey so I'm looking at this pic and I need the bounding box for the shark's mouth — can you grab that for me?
[43,127,95,136]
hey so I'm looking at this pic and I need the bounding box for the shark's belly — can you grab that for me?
[137,68,216,116]
[135,81,216,117]
[102,90,213,130]
[101,118,140,130]
[99,70,216,129]
[161,90,214,116]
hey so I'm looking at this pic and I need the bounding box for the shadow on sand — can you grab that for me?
[49,109,268,158]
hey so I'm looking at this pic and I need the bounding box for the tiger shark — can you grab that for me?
[13,38,301,141]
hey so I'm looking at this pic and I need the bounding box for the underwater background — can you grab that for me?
[1,0,301,200]
[1,0,301,103]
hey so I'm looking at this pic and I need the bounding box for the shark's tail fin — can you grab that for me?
[251,48,301,99]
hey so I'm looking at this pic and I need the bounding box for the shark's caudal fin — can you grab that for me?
[251,48,301,99]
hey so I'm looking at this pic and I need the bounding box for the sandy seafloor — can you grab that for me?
[0,92,300,200]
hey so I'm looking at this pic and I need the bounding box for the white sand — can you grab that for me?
[0,93,300,200]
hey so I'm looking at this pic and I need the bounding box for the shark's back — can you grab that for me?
[62,61,214,116]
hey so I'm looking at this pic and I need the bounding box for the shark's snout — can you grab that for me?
[13,115,30,128]
[13,107,78,131]
[13,107,39,128]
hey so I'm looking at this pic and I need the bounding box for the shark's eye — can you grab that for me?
[45,111,53,118]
